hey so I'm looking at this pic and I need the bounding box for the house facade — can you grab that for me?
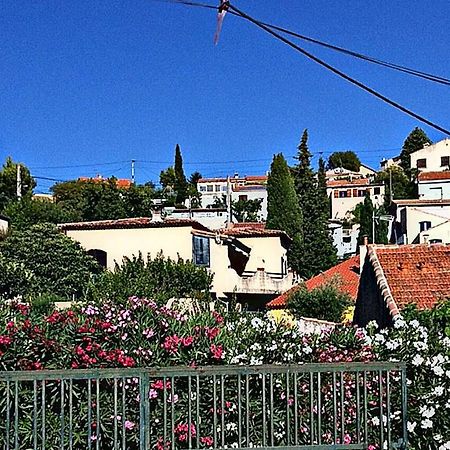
[418,171,450,200]
[410,138,450,172]
[162,207,228,230]
[327,178,385,220]
[391,199,450,244]
[59,218,293,307]
[329,220,359,258]
[0,215,9,234]
[354,244,450,327]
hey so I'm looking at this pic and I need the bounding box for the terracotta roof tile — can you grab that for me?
[221,224,290,241]
[371,244,450,310]
[78,176,132,188]
[267,256,360,308]
[418,171,450,182]
[393,199,450,206]
[59,218,212,232]
[326,178,371,187]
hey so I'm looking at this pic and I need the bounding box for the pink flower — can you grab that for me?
[210,344,224,360]
[149,389,158,399]
[182,336,194,347]
[124,420,135,430]
[343,434,351,444]
[200,436,213,446]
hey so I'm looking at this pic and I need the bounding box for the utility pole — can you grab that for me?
[16,164,22,198]
[389,168,393,205]
[372,211,376,244]
[131,160,135,184]
[226,175,232,227]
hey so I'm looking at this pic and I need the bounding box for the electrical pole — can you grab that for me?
[16,164,22,198]
[131,160,135,184]
[389,168,393,205]
[372,211,376,244]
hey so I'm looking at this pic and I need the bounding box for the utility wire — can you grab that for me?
[227,3,450,136]
[160,0,450,86]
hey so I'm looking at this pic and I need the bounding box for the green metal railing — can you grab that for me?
[0,362,407,450]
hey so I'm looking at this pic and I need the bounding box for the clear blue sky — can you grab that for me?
[1,0,449,192]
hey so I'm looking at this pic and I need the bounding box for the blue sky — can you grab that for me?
[1,0,449,192]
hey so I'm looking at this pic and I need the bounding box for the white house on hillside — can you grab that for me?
[0,215,9,234]
[418,171,450,200]
[391,199,450,244]
[410,138,450,172]
[59,218,294,308]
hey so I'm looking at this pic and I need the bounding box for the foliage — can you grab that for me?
[286,280,351,323]
[374,166,411,204]
[86,253,213,304]
[0,223,100,299]
[0,157,36,210]
[0,253,37,299]
[232,198,262,222]
[2,197,75,229]
[399,127,432,171]
[52,179,154,221]
[174,144,188,206]
[293,131,337,279]
[353,193,388,245]
[327,151,361,172]
[187,171,202,208]
[212,194,227,208]
[266,153,303,273]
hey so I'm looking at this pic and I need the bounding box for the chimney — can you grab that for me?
[151,210,163,222]
[359,235,369,272]
[423,234,429,244]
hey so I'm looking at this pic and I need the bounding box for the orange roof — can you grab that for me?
[326,178,371,187]
[267,255,360,308]
[78,176,132,189]
[368,244,450,311]
[418,171,450,182]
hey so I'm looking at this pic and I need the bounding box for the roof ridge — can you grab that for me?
[367,247,399,318]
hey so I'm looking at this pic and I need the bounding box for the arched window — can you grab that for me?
[87,249,107,268]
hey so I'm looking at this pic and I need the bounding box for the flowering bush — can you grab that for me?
[0,298,449,449]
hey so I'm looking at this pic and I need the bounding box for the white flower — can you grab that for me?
[226,422,238,432]
[407,421,417,433]
[371,417,380,426]
[421,419,433,429]
[420,406,435,418]
[434,434,443,442]
[433,366,444,376]
[412,355,424,366]
[410,319,420,328]
[393,317,406,329]
[433,386,445,397]
[374,334,385,344]
[251,317,263,329]
[438,442,450,450]
[442,337,450,348]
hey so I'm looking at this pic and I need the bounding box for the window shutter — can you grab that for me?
[353,189,358,197]
[334,190,339,198]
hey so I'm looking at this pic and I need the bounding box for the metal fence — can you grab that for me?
[0,362,407,450]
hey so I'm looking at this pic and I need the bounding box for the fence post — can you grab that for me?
[139,371,150,450]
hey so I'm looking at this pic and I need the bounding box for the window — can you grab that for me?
[222,186,227,192]
[357,190,366,197]
[441,156,450,167]
[343,236,351,243]
[206,185,213,192]
[419,221,432,232]
[87,249,107,268]
[430,239,442,244]
[193,236,210,267]
[215,185,221,192]
[416,159,427,169]
[199,186,206,192]
[239,195,248,201]
[339,191,348,198]
[333,190,339,198]
[374,187,381,195]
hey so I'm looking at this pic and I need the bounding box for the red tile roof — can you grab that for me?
[368,244,450,311]
[59,218,211,232]
[267,255,360,308]
[418,171,450,182]
[78,176,132,189]
[221,224,290,241]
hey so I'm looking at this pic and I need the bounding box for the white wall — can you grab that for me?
[330,223,358,258]
[419,180,450,200]
[410,139,450,172]
[0,218,8,234]
[419,220,450,244]
[231,188,268,221]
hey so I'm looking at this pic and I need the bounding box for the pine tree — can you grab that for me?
[399,127,432,170]
[174,144,188,206]
[266,153,303,273]
[293,131,337,279]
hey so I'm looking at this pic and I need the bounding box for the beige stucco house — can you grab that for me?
[410,138,450,172]
[59,218,294,308]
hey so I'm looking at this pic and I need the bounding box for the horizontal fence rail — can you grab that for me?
[0,362,407,450]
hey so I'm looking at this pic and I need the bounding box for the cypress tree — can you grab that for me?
[293,130,337,279]
[399,127,432,170]
[174,144,188,205]
[266,153,303,273]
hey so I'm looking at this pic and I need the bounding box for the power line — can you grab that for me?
[158,0,450,86]
[30,160,130,170]
[226,3,450,136]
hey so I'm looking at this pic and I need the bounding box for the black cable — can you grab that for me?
[158,0,450,86]
[227,3,450,136]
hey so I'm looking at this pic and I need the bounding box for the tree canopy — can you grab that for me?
[399,127,432,171]
[327,151,361,172]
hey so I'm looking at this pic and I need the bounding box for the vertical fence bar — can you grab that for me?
[317,372,321,445]
[332,372,337,444]
[309,372,314,444]
[139,373,150,450]
[87,380,92,450]
[188,376,192,450]
[69,379,73,450]
[196,375,200,450]
[237,373,242,448]
[269,373,274,447]
[213,375,217,449]
[293,372,298,446]
[378,370,384,448]
[41,380,46,450]
[262,373,267,448]
[163,377,167,450]
[122,378,126,450]
[339,371,344,445]
[6,380,10,450]
[286,371,290,445]
[363,371,368,446]
[386,371,391,450]
[14,380,18,450]
[33,380,38,450]
[170,377,175,450]
[245,374,250,447]
[220,375,225,448]
[95,379,100,450]
[60,380,65,450]
[356,371,361,444]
